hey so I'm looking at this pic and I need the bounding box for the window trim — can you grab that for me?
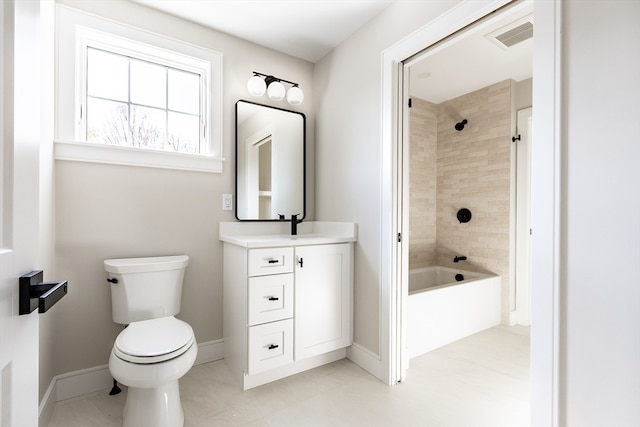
[55,5,224,172]
[78,29,208,155]
[54,139,224,173]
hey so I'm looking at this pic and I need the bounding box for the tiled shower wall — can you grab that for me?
[409,98,438,268]
[409,79,513,321]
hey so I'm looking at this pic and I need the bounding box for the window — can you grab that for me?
[84,46,202,154]
[55,6,223,172]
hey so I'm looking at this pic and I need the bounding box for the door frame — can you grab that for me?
[515,107,533,326]
[381,0,562,425]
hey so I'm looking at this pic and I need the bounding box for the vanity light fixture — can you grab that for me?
[247,71,304,106]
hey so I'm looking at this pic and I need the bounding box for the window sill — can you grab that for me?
[54,140,224,173]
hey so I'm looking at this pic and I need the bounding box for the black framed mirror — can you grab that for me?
[235,100,306,221]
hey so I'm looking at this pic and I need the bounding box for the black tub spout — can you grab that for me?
[453,255,467,263]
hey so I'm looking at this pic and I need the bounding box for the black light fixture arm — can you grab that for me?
[252,71,300,87]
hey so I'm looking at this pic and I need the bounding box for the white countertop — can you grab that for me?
[219,221,357,248]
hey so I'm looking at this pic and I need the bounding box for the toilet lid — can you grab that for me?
[114,317,194,364]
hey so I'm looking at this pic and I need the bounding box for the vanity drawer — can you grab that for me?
[248,247,294,276]
[248,274,293,326]
[248,319,293,375]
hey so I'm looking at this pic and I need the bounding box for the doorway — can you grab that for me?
[401,0,533,365]
[381,0,561,423]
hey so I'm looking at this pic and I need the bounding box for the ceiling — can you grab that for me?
[130,0,394,63]
[408,2,533,103]
[130,0,532,103]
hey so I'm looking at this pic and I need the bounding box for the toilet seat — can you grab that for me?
[114,317,195,364]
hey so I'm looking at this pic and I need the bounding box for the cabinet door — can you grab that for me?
[294,243,352,360]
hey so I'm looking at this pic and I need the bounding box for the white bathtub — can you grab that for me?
[407,266,501,359]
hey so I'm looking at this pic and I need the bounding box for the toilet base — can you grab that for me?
[109,339,197,427]
[123,381,184,427]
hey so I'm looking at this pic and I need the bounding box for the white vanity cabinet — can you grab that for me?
[220,221,356,390]
[294,244,352,360]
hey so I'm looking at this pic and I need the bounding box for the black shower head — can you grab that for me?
[455,119,468,131]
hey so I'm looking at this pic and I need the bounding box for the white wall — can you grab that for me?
[314,0,463,363]
[49,0,314,379]
[560,1,640,424]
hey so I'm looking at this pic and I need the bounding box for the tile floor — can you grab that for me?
[48,325,530,426]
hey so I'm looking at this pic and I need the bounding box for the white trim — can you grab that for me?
[515,107,533,327]
[55,4,224,168]
[398,62,411,383]
[382,0,517,387]
[530,0,562,425]
[194,339,224,365]
[346,343,385,380]
[38,376,58,427]
[54,139,224,173]
[509,80,518,323]
[55,364,114,402]
[75,26,211,155]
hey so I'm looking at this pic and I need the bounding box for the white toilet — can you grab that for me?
[105,255,197,427]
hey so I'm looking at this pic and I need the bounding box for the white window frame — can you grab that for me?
[55,5,224,173]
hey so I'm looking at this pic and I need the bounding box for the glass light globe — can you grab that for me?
[267,81,285,101]
[287,86,304,106]
[247,75,266,97]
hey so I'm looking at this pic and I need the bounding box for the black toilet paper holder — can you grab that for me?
[19,270,68,315]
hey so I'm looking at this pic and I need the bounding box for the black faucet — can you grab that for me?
[453,255,467,263]
[290,214,303,235]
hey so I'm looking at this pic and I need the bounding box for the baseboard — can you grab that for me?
[39,364,115,427]
[39,339,223,425]
[347,342,387,384]
[38,378,57,427]
[194,338,223,365]
[509,310,517,326]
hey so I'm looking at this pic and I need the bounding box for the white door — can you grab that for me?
[1,1,45,425]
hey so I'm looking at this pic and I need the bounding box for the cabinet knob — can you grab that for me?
[297,258,303,268]
[267,296,279,301]
[267,259,279,264]
[267,344,279,350]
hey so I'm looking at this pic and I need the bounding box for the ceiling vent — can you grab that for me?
[487,17,533,49]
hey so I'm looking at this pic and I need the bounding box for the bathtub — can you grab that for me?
[407,266,501,359]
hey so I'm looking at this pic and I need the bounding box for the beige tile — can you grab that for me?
[410,80,515,322]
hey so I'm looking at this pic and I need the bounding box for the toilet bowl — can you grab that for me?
[105,255,196,427]
[109,317,197,427]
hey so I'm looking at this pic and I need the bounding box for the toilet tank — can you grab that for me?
[104,255,189,324]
